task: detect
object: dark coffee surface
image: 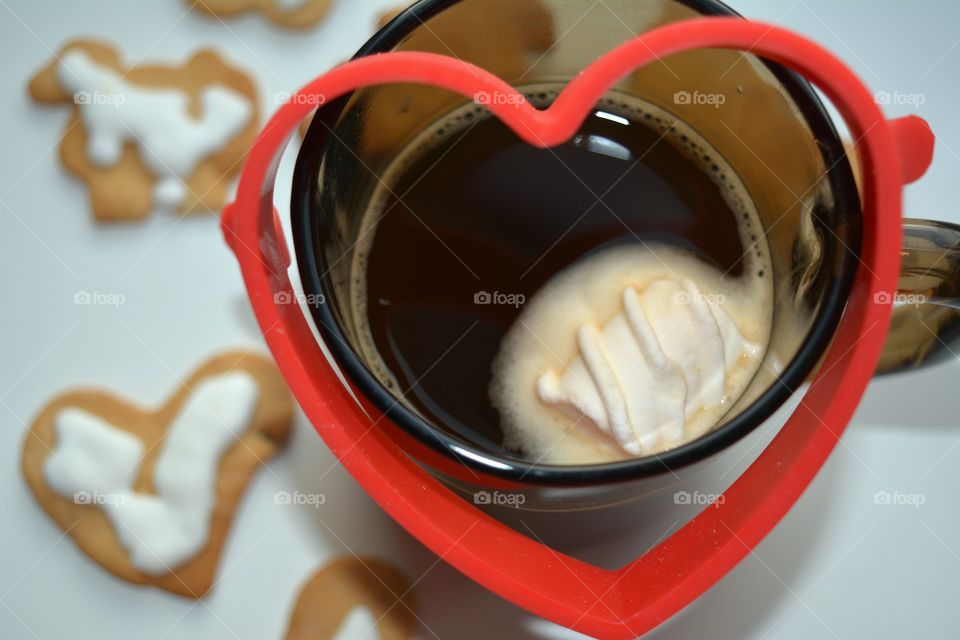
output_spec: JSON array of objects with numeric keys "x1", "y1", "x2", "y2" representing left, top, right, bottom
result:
[{"x1": 361, "y1": 106, "x2": 748, "y2": 447}]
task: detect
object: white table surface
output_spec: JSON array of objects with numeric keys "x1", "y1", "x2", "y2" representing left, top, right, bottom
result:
[{"x1": 1, "y1": 1, "x2": 958, "y2": 638}]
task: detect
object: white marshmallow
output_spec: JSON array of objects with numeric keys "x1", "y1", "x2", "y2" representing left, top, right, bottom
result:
[{"x1": 491, "y1": 243, "x2": 772, "y2": 464}]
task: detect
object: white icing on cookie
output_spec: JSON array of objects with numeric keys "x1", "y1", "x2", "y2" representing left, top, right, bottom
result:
[
  {"x1": 332, "y1": 607, "x2": 378, "y2": 640},
  {"x1": 43, "y1": 409, "x2": 144, "y2": 496},
  {"x1": 43, "y1": 372, "x2": 259, "y2": 575},
  {"x1": 56, "y1": 50, "x2": 252, "y2": 208},
  {"x1": 154, "y1": 179, "x2": 187, "y2": 208}
]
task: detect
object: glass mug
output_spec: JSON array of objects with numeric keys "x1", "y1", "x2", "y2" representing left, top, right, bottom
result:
[{"x1": 285, "y1": 0, "x2": 959, "y2": 512}]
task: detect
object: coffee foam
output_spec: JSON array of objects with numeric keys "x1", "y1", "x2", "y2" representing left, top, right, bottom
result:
[{"x1": 349, "y1": 88, "x2": 772, "y2": 459}]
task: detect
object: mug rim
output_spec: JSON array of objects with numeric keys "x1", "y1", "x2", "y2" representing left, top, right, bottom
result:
[{"x1": 292, "y1": 0, "x2": 863, "y2": 486}]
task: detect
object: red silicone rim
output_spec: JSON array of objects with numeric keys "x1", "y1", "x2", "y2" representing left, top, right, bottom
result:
[{"x1": 223, "y1": 18, "x2": 903, "y2": 639}]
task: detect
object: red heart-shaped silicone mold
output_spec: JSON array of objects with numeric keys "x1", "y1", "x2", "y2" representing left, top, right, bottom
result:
[{"x1": 223, "y1": 17, "x2": 931, "y2": 639}]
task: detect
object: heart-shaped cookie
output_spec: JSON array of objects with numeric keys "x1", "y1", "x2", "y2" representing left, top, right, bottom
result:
[
  {"x1": 284, "y1": 556, "x2": 416, "y2": 640},
  {"x1": 21, "y1": 351, "x2": 293, "y2": 598}
]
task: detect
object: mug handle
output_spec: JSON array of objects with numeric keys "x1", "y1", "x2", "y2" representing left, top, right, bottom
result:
[
  {"x1": 848, "y1": 116, "x2": 960, "y2": 372},
  {"x1": 879, "y1": 218, "x2": 960, "y2": 372}
]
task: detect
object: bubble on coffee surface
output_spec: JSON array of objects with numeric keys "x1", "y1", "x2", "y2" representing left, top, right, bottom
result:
[{"x1": 349, "y1": 87, "x2": 772, "y2": 460}]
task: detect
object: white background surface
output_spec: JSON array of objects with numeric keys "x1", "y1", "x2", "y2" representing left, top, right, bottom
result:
[{"x1": 1, "y1": 1, "x2": 958, "y2": 638}]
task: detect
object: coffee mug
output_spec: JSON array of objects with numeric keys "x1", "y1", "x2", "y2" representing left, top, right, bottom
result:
[
  {"x1": 223, "y1": 2, "x2": 956, "y2": 636},
  {"x1": 285, "y1": 0, "x2": 957, "y2": 510}
]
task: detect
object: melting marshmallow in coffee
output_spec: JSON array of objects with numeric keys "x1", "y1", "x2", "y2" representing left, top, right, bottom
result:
[{"x1": 490, "y1": 243, "x2": 772, "y2": 465}]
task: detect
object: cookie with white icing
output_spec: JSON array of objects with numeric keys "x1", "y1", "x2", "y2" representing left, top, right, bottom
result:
[
  {"x1": 192, "y1": 0, "x2": 333, "y2": 29},
  {"x1": 20, "y1": 352, "x2": 293, "y2": 597},
  {"x1": 284, "y1": 557, "x2": 417, "y2": 640},
  {"x1": 28, "y1": 40, "x2": 259, "y2": 222}
]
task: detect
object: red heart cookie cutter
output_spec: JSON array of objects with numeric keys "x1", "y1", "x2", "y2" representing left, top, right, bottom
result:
[{"x1": 223, "y1": 18, "x2": 931, "y2": 639}]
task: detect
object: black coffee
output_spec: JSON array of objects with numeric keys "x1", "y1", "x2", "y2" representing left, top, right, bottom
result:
[{"x1": 353, "y1": 93, "x2": 762, "y2": 451}]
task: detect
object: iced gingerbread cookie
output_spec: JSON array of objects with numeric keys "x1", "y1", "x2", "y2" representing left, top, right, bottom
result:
[
  {"x1": 28, "y1": 40, "x2": 259, "y2": 222},
  {"x1": 20, "y1": 352, "x2": 293, "y2": 597},
  {"x1": 284, "y1": 556, "x2": 417, "y2": 640},
  {"x1": 192, "y1": 0, "x2": 333, "y2": 29}
]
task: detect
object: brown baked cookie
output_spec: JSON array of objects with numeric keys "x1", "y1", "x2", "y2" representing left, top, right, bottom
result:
[
  {"x1": 284, "y1": 556, "x2": 417, "y2": 640},
  {"x1": 192, "y1": 0, "x2": 333, "y2": 29},
  {"x1": 21, "y1": 351, "x2": 293, "y2": 598},
  {"x1": 376, "y1": 4, "x2": 409, "y2": 29},
  {"x1": 28, "y1": 40, "x2": 259, "y2": 222}
]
